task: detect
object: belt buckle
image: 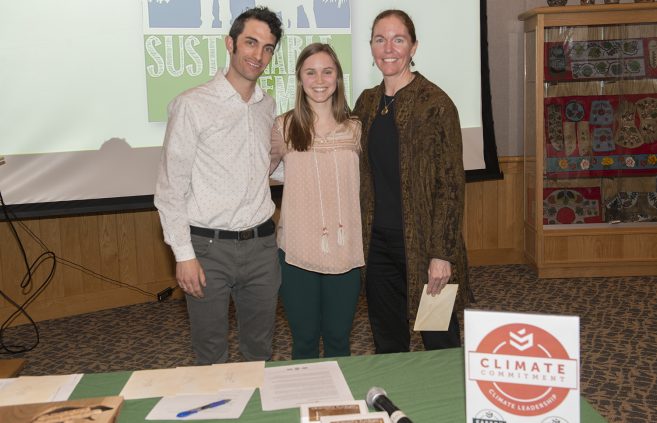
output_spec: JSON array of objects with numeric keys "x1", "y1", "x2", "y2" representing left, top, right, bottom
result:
[{"x1": 237, "y1": 229, "x2": 255, "y2": 241}]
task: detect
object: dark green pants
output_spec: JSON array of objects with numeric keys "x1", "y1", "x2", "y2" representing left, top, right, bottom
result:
[{"x1": 279, "y1": 250, "x2": 361, "y2": 359}]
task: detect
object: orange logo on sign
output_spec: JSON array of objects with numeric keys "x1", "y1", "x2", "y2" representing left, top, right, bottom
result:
[{"x1": 474, "y1": 324, "x2": 576, "y2": 416}]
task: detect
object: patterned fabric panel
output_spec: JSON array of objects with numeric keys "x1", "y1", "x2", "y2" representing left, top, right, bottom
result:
[
  {"x1": 545, "y1": 38, "x2": 657, "y2": 81},
  {"x1": 605, "y1": 191, "x2": 657, "y2": 222},
  {"x1": 543, "y1": 187, "x2": 603, "y2": 224},
  {"x1": 544, "y1": 94, "x2": 657, "y2": 178}
]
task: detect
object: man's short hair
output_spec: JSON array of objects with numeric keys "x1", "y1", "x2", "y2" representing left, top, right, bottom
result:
[{"x1": 229, "y1": 6, "x2": 283, "y2": 48}]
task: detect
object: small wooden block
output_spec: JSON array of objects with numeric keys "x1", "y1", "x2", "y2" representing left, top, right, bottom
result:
[
  {"x1": 0, "y1": 396, "x2": 123, "y2": 423},
  {"x1": 0, "y1": 359, "x2": 26, "y2": 378}
]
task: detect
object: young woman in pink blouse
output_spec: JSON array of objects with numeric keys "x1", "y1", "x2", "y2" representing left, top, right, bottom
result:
[{"x1": 270, "y1": 43, "x2": 363, "y2": 359}]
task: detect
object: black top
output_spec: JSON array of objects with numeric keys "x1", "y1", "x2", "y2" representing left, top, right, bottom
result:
[{"x1": 368, "y1": 95, "x2": 403, "y2": 230}]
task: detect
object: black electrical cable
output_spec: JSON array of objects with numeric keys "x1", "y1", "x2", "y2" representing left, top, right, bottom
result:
[
  {"x1": 56, "y1": 257, "x2": 155, "y2": 298},
  {"x1": 13, "y1": 220, "x2": 157, "y2": 298},
  {"x1": 0, "y1": 190, "x2": 166, "y2": 354},
  {"x1": 0, "y1": 252, "x2": 56, "y2": 354},
  {"x1": 0, "y1": 191, "x2": 34, "y2": 293},
  {"x1": 0, "y1": 191, "x2": 56, "y2": 353}
]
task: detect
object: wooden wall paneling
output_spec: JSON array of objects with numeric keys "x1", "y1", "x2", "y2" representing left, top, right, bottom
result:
[
  {"x1": 482, "y1": 179, "x2": 500, "y2": 249},
  {"x1": 22, "y1": 219, "x2": 52, "y2": 306},
  {"x1": 0, "y1": 222, "x2": 25, "y2": 311},
  {"x1": 134, "y1": 211, "x2": 157, "y2": 284},
  {"x1": 0, "y1": 224, "x2": 5, "y2": 309},
  {"x1": 150, "y1": 211, "x2": 175, "y2": 283},
  {"x1": 497, "y1": 160, "x2": 524, "y2": 250},
  {"x1": 116, "y1": 211, "x2": 139, "y2": 287},
  {"x1": 539, "y1": 227, "x2": 657, "y2": 277},
  {"x1": 38, "y1": 218, "x2": 65, "y2": 301},
  {"x1": 466, "y1": 158, "x2": 525, "y2": 265},
  {"x1": 591, "y1": 234, "x2": 624, "y2": 262},
  {"x1": 567, "y1": 234, "x2": 597, "y2": 263},
  {"x1": 633, "y1": 232, "x2": 657, "y2": 259},
  {"x1": 1, "y1": 220, "x2": 46, "y2": 325},
  {"x1": 464, "y1": 182, "x2": 485, "y2": 251},
  {"x1": 549, "y1": 233, "x2": 622, "y2": 263},
  {"x1": 523, "y1": 224, "x2": 536, "y2": 264},
  {"x1": 98, "y1": 214, "x2": 120, "y2": 291},
  {"x1": 59, "y1": 216, "x2": 85, "y2": 297},
  {"x1": 19, "y1": 220, "x2": 44, "y2": 291},
  {"x1": 79, "y1": 215, "x2": 102, "y2": 294},
  {"x1": 542, "y1": 233, "x2": 569, "y2": 264},
  {"x1": 631, "y1": 232, "x2": 657, "y2": 260}
]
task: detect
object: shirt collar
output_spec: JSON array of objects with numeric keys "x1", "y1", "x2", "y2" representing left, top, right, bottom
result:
[{"x1": 211, "y1": 68, "x2": 265, "y2": 104}]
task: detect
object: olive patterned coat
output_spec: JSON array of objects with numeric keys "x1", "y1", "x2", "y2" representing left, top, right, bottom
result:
[{"x1": 354, "y1": 72, "x2": 471, "y2": 319}]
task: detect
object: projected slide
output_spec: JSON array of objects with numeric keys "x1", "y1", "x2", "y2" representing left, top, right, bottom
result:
[
  {"x1": 143, "y1": 0, "x2": 352, "y2": 121},
  {"x1": 0, "y1": 0, "x2": 486, "y2": 212},
  {"x1": 0, "y1": 0, "x2": 351, "y2": 206}
]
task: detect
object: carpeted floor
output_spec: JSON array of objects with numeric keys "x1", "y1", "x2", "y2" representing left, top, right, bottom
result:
[{"x1": 2, "y1": 264, "x2": 656, "y2": 422}]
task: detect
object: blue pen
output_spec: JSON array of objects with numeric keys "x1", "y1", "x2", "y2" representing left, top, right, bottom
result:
[{"x1": 176, "y1": 399, "x2": 231, "y2": 418}]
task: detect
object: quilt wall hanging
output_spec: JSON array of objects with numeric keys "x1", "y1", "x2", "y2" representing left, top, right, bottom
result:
[
  {"x1": 605, "y1": 191, "x2": 657, "y2": 222},
  {"x1": 543, "y1": 187, "x2": 603, "y2": 224},
  {"x1": 544, "y1": 93, "x2": 657, "y2": 178},
  {"x1": 545, "y1": 38, "x2": 657, "y2": 82}
]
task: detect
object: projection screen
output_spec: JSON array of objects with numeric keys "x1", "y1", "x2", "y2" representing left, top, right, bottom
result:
[{"x1": 0, "y1": 0, "x2": 494, "y2": 217}]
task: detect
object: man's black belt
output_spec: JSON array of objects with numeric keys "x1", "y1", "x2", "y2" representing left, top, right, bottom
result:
[{"x1": 190, "y1": 219, "x2": 275, "y2": 241}]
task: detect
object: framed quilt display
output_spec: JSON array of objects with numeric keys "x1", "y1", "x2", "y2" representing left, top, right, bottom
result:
[
  {"x1": 520, "y1": 4, "x2": 657, "y2": 278},
  {"x1": 541, "y1": 23, "x2": 657, "y2": 225}
]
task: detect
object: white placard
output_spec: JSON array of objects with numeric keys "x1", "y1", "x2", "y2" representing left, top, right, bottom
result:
[{"x1": 464, "y1": 310, "x2": 580, "y2": 423}]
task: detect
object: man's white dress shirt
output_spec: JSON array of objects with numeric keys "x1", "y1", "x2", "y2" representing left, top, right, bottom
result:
[{"x1": 155, "y1": 70, "x2": 276, "y2": 262}]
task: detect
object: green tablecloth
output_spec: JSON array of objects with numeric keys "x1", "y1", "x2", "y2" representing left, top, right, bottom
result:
[{"x1": 69, "y1": 348, "x2": 606, "y2": 422}]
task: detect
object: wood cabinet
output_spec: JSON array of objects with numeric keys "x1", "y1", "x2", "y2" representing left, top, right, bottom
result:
[{"x1": 519, "y1": 4, "x2": 657, "y2": 277}]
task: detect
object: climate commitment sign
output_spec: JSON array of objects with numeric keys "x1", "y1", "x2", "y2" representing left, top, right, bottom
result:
[{"x1": 465, "y1": 310, "x2": 580, "y2": 423}]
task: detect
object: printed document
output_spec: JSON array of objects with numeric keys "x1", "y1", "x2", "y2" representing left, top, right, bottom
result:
[{"x1": 260, "y1": 361, "x2": 353, "y2": 411}]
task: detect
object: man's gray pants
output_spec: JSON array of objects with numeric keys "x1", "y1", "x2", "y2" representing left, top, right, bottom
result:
[{"x1": 187, "y1": 232, "x2": 280, "y2": 364}]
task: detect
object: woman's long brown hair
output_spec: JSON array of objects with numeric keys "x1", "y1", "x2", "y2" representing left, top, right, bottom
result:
[{"x1": 282, "y1": 43, "x2": 351, "y2": 151}]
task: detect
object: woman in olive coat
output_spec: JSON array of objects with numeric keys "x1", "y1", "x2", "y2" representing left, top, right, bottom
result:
[{"x1": 354, "y1": 9, "x2": 471, "y2": 353}]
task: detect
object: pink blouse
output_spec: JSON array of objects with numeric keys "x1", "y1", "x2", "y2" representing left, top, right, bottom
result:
[{"x1": 270, "y1": 116, "x2": 364, "y2": 274}]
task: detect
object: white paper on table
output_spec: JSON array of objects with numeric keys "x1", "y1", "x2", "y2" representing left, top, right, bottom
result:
[
  {"x1": 145, "y1": 388, "x2": 255, "y2": 420},
  {"x1": 119, "y1": 368, "x2": 182, "y2": 400},
  {"x1": 51, "y1": 373, "x2": 84, "y2": 401},
  {"x1": 175, "y1": 361, "x2": 264, "y2": 394},
  {"x1": 413, "y1": 284, "x2": 458, "y2": 331},
  {"x1": 260, "y1": 361, "x2": 353, "y2": 411},
  {"x1": 0, "y1": 374, "x2": 82, "y2": 406},
  {"x1": 0, "y1": 378, "x2": 15, "y2": 390},
  {"x1": 205, "y1": 361, "x2": 264, "y2": 390}
]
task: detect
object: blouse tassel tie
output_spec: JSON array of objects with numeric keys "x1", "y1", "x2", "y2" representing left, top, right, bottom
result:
[
  {"x1": 313, "y1": 147, "x2": 345, "y2": 253},
  {"x1": 332, "y1": 151, "x2": 345, "y2": 246}
]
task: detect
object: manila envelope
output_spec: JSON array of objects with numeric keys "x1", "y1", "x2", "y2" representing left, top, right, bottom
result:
[{"x1": 413, "y1": 284, "x2": 458, "y2": 331}]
